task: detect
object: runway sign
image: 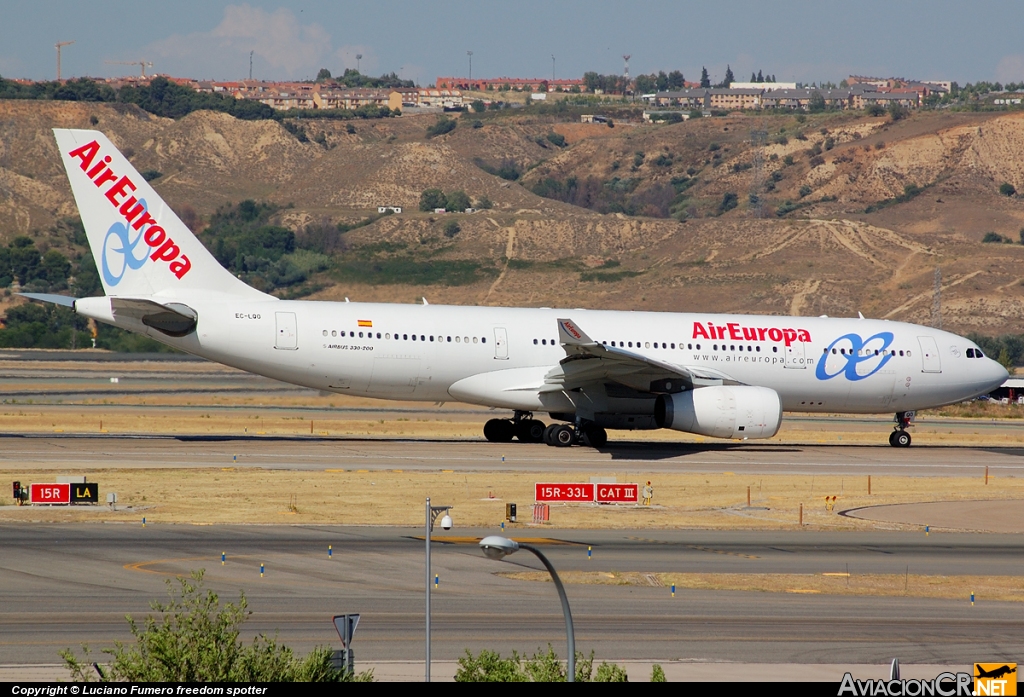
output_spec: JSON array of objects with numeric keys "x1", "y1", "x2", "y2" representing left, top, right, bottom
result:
[
  {"x1": 70, "y1": 482, "x2": 99, "y2": 503},
  {"x1": 596, "y1": 484, "x2": 638, "y2": 503},
  {"x1": 30, "y1": 483, "x2": 70, "y2": 505},
  {"x1": 535, "y1": 483, "x2": 595, "y2": 502}
]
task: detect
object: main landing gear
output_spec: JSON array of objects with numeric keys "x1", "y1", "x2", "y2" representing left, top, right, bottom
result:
[
  {"x1": 482, "y1": 412, "x2": 608, "y2": 448},
  {"x1": 483, "y1": 411, "x2": 546, "y2": 443},
  {"x1": 888, "y1": 412, "x2": 912, "y2": 448}
]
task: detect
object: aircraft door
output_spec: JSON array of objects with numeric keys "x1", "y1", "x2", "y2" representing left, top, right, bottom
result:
[
  {"x1": 784, "y1": 339, "x2": 807, "y2": 369},
  {"x1": 493, "y1": 327, "x2": 509, "y2": 360},
  {"x1": 917, "y1": 336, "x2": 941, "y2": 373},
  {"x1": 275, "y1": 312, "x2": 298, "y2": 350}
]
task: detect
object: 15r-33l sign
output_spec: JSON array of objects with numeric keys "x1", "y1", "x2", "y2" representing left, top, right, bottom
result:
[{"x1": 535, "y1": 483, "x2": 595, "y2": 502}]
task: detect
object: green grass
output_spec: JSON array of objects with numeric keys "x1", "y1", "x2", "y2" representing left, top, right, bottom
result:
[
  {"x1": 579, "y1": 269, "x2": 642, "y2": 283},
  {"x1": 334, "y1": 258, "x2": 493, "y2": 286}
]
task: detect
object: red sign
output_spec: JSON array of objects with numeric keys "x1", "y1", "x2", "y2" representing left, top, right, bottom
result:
[
  {"x1": 30, "y1": 483, "x2": 70, "y2": 505},
  {"x1": 535, "y1": 483, "x2": 595, "y2": 502},
  {"x1": 596, "y1": 484, "x2": 638, "y2": 503}
]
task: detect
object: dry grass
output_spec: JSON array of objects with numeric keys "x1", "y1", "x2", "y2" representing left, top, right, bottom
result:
[
  {"x1": 2, "y1": 468, "x2": 1021, "y2": 529},
  {"x1": 499, "y1": 571, "x2": 1024, "y2": 602}
]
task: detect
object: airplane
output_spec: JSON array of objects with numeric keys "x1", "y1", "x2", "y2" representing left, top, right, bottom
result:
[
  {"x1": 976, "y1": 665, "x2": 1016, "y2": 680},
  {"x1": 23, "y1": 129, "x2": 1008, "y2": 449}
]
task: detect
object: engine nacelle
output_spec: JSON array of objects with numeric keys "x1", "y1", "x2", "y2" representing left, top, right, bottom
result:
[{"x1": 654, "y1": 386, "x2": 782, "y2": 440}]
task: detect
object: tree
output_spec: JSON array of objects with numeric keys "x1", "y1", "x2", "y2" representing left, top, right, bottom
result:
[
  {"x1": 700, "y1": 67, "x2": 711, "y2": 88},
  {"x1": 999, "y1": 182, "x2": 1016, "y2": 197},
  {"x1": 315, "y1": 68, "x2": 332, "y2": 82},
  {"x1": 475, "y1": 195, "x2": 493, "y2": 210},
  {"x1": 655, "y1": 71, "x2": 669, "y2": 91},
  {"x1": 425, "y1": 116, "x2": 457, "y2": 138},
  {"x1": 723, "y1": 65, "x2": 735, "y2": 88},
  {"x1": 443, "y1": 220, "x2": 461, "y2": 238},
  {"x1": 419, "y1": 188, "x2": 448, "y2": 211},
  {"x1": 61, "y1": 571, "x2": 371, "y2": 682},
  {"x1": 751, "y1": 72, "x2": 757, "y2": 82},
  {"x1": 472, "y1": 99, "x2": 486, "y2": 113},
  {"x1": 887, "y1": 101, "x2": 908, "y2": 122},
  {"x1": 808, "y1": 91, "x2": 827, "y2": 113},
  {"x1": 667, "y1": 70, "x2": 685, "y2": 89},
  {"x1": 757, "y1": 69, "x2": 764, "y2": 83},
  {"x1": 445, "y1": 190, "x2": 472, "y2": 212},
  {"x1": 719, "y1": 192, "x2": 739, "y2": 213}
]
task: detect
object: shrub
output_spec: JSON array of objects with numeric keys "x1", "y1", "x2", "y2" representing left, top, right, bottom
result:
[
  {"x1": 718, "y1": 192, "x2": 739, "y2": 213},
  {"x1": 866, "y1": 104, "x2": 886, "y2": 117},
  {"x1": 445, "y1": 190, "x2": 471, "y2": 212},
  {"x1": 1000, "y1": 182, "x2": 1016, "y2": 197},
  {"x1": 60, "y1": 570, "x2": 371, "y2": 682},
  {"x1": 140, "y1": 170, "x2": 162, "y2": 182},
  {"x1": 707, "y1": 142, "x2": 720, "y2": 152},
  {"x1": 799, "y1": 185, "x2": 813, "y2": 198},
  {"x1": 455, "y1": 646, "x2": 626, "y2": 682},
  {"x1": 808, "y1": 155, "x2": 825, "y2": 168},
  {"x1": 426, "y1": 116, "x2": 456, "y2": 138},
  {"x1": 443, "y1": 220, "x2": 461, "y2": 238},
  {"x1": 651, "y1": 664, "x2": 667, "y2": 682},
  {"x1": 472, "y1": 120, "x2": 483, "y2": 129},
  {"x1": 982, "y1": 232, "x2": 1008, "y2": 243},
  {"x1": 546, "y1": 132, "x2": 566, "y2": 147},
  {"x1": 783, "y1": 155, "x2": 794, "y2": 166},
  {"x1": 475, "y1": 195, "x2": 493, "y2": 209}
]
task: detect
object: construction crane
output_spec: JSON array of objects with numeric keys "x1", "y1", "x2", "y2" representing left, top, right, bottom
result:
[
  {"x1": 105, "y1": 60, "x2": 154, "y2": 78},
  {"x1": 55, "y1": 41, "x2": 74, "y2": 81}
]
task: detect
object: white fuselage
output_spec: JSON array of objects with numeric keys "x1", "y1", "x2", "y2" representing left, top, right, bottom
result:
[{"x1": 113, "y1": 291, "x2": 1007, "y2": 422}]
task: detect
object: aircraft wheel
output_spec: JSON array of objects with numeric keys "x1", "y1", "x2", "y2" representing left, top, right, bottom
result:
[
  {"x1": 888, "y1": 431, "x2": 898, "y2": 447},
  {"x1": 894, "y1": 431, "x2": 912, "y2": 448},
  {"x1": 553, "y1": 425, "x2": 575, "y2": 447},
  {"x1": 484, "y1": 419, "x2": 514, "y2": 443},
  {"x1": 582, "y1": 426, "x2": 608, "y2": 448},
  {"x1": 543, "y1": 424, "x2": 560, "y2": 446},
  {"x1": 516, "y1": 419, "x2": 547, "y2": 443}
]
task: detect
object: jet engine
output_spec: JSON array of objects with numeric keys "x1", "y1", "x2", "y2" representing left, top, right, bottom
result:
[{"x1": 654, "y1": 385, "x2": 782, "y2": 439}]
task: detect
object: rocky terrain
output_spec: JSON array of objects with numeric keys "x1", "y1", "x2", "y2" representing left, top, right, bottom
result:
[{"x1": 1, "y1": 99, "x2": 1023, "y2": 334}]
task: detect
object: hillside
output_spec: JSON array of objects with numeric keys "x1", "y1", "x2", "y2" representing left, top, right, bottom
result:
[{"x1": 1, "y1": 99, "x2": 1023, "y2": 335}]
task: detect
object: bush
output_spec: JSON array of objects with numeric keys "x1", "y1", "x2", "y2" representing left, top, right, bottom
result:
[
  {"x1": 799, "y1": 185, "x2": 812, "y2": 198},
  {"x1": 982, "y1": 232, "x2": 1008, "y2": 243},
  {"x1": 455, "y1": 646, "x2": 626, "y2": 682},
  {"x1": 866, "y1": 104, "x2": 886, "y2": 117},
  {"x1": 783, "y1": 155, "x2": 794, "y2": 166},
  {"x1": 445, "y1": 190, "x2": 472, "y2": 213},
  {"x1": 140, "y1": 170, "x2": 162, "y2": 182},
  {"x1": 718, "y1": 192, "x2": 739, "y2": 213},
  {"x1": 443, "y1": 220, "x2": 461, "y2": 238},
  {"x1": 546, "y1": 132, "x2": 566, "y2": 147},
  {"x1": 651, "y1": 664, "x2": 666, "y2": 682},
  {"x1": 426, "y1": 116, "x2": 457, "y2": 138},
  {"x1": 61, "y1": 570, "x2": 371, "y2": 682},
  {"x1": 1000, "y1": 182, "x2": 1016, "y2": 197},
  {"x1": 475, "y1": 195, "x2": 493, "y2": 209},
  {"x1": 472, "y1": 120, "x2": 483, "y2": 129}
]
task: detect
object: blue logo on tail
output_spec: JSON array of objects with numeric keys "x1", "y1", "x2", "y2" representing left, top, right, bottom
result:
[
  {"x1": 815, "y1": 332, "x2": 895, "y2": 381},
  {"x1": 101, "y1": 199, "x2": 151, "y2": 287}
]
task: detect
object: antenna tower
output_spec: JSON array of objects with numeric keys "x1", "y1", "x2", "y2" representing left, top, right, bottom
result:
[
  {"x1": 55, "y1": 41, "x2": 74, "y2": 81},
  {"x1": 249, "y1": 50, "x2": 254, "y2": 80},
  {"x1": 749, "y1": 125, "x2": 768, "y2": 218},
  {"x1": 622, "y1": 54, "x2": 631, "y2": 79},
  {"x1": 932, "y1": 267, "x2": 942, "y2": 329}
]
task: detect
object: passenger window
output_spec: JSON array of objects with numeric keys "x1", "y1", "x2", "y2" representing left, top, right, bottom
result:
[
  {"x1": 542, "y1": 339, "x2": 547, "y2": 345},
  {"x1": 756, "y1": 346, "x2": 760, "y2": 352},
  {"x1": 713, "y1": 344, "x2": 718, "y2": 350},
  {"x1": 533, "y1": 339, "x2": 538, "y2": 345},
  {"x1": 447, "y1": 336, "x2": 452, "y2": 342},
  {"x1": 456, "y1": 336, "x2": 461, "y2": 343},
  {"x1": 773, "y1": 347, "x2": 778, "y2": 353},
  {"x1": 671, "y1": 343, "x2": 676, "y2": 349},
  {"x1": 385, "y1": 333, "x2": 391, "y2": 339},
  {"x1": 645, "y1": 342, "x2": 650, "y2": 348},
  {"x1": 464, "y1": 337, "x2": 470, "y2": 343},
  {"x1": 482, "y1": 337, "x2": 486, "y2": 343},
  {"x1": 899, "y1": 350, "x2": 904, "y2": 356},
  {"x1": 628, "y1": 342, "x2": 633, "y2": 348},
  {"x1": 473, "y1": 337, "x2": 478, "y2": 344},
  {"x1": 359, "y1": 332, "x2": 364, "y2": 338},
  {"x1": 696, "y1": 344, "x2": 701, "y2": 350},
  {"x1": 412, "y1": 335, "x2": 417, "y2": 341},
  {"x1": 688, "y1": 343, "x2": 692, "y2": 349},
  {"x1": 403, "y1": 334, "x2": 408, "y2": 340},
  {"x1": 322, "y1": 330, "x2": 328, "y2": 336},
  {"x1": 377, "y1": 333, "x2": 381, "y2": 339},
  {"x1": 430, "y1": 336, "x2": 434, "y2": 342}
]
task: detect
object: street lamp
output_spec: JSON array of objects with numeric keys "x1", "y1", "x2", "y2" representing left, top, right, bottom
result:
[
  {"x1": 479, "y1": 536, "x2": 576, "y2": 682},
  {"x1": 425, "y1": 497, "x2": 452, "y2": 682}
]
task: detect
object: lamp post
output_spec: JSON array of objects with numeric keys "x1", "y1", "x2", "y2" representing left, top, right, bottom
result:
[
  {"x1": 425, "y1": 497, "x2": 452, "y2": 682},
  {"x1": 479, "y1": 536, "x2": 575, "y2": 682},
  {"x1": 467, "y1": 51, "x2": 473, "y2": 82}
]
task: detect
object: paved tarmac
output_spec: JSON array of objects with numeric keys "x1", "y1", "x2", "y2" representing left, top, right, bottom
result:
[
  {"x1": 0, "y1": 524, "x2": 1021, "y2": 674},
  {"x1": 3, "y1": 434, "x2": 1024, "y2": 477}
]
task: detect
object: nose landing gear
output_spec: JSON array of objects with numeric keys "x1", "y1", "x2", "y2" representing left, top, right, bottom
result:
[{"x1": 889, "y1": 412, "x2": 912, "y2": 447}]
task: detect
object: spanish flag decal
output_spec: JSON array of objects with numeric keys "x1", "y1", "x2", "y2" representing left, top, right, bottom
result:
[{"x1": 357, "y1": 320, "x2": 373, "y2": 327}]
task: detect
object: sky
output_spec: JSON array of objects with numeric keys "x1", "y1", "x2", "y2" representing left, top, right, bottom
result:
[{"x1": 2, "y1": 1, "x2": 1022, "y2": 86}]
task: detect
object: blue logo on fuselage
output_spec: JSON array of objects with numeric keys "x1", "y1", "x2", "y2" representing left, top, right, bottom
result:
[
  {"x1": 101, "y1": 199, "x2": 151, "y2": 287},
  {"x1": 815, "y1": 332, "x2": 895, "y2": 381}
]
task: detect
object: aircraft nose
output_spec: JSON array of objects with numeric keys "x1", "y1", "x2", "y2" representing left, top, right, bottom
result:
[{"x1": 985, "y1": 359, "x2": 1010, "y2": 391}]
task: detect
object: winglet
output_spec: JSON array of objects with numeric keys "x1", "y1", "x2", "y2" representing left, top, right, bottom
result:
[{"x1": 557, "y1": 317, "x2": 595, "y2": 346}]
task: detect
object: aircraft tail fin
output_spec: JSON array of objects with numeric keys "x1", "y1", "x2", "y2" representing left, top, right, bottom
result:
[{"x1": 53, "y1": 129, "x2": 267, "y2": 299}]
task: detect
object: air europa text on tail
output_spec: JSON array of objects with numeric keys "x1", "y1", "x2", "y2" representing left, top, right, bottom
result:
[{"x1": 67, "y1": 140, "x2": 192, "y2": 279}]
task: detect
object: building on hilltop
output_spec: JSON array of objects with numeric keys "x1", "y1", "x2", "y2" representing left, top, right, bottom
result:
[{"x1": 435, "y1": 76, "x2": 584, "y2": 92}]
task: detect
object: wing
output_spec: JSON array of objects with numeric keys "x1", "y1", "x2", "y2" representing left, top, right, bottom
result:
[{"x1": 542, "y1": 317, "x2": 740, "y2": 394}]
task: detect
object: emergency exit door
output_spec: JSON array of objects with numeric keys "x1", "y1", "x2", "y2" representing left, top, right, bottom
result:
[
  {"x1": 275, "y1": 312, "x2": 298, "y2": 350},
  {"x1": 918, "y1": 336, "x2": 941, "y2": 373},
  {"x1": 493, "y1": 327, "x2": 508, "y2": 359}
]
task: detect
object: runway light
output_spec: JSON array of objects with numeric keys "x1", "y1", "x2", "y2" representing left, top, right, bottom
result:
[
  {"x1": 261, "y1": 563, "x2": 265, "y2": 578},
  {"x1": 435, "y1": 574, "x2": 439, "y2": 589},
  {"x1": 329, "y1": 545, "x2": 333, "y2": 558},
  {"x1": 587, "y1": 546, "x2": 592, "y2": 560},
  {"x1": 671, "y1": 584, "x2": 676, "y2": 597},
  {"x1": 221, "y1": 552, "x2": 225, "y2": 565}
]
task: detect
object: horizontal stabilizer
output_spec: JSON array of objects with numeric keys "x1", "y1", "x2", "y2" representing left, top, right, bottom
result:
[{"x1": 18, "y1": 293, "x2": 77, "y2": 307}]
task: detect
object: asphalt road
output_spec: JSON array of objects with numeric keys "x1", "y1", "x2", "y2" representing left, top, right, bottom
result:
[
  {"x1": 3, "y1": 434, "x2": 1024, "y2": 476},
  {"x1": 1, "y1": 524, "x2": 1021, "y2": 667}
]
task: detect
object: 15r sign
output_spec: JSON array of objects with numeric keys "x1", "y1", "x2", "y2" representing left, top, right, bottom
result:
[
  {"x1": 30, "y1": 483, "x2": 70, "y2": 505},
  {"x1": 535, "y1": 483, "x2": 595, "y2": 502},
  {"x1": 596, "y1": 484, "x2": 638, "y2": 503}
]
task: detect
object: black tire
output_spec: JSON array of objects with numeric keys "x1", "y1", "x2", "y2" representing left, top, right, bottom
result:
[
  {"x1": 484, "y1": 419, "x2": 514, "y2": 443},
  {"x1": 516, "y1": 419, "x2": 546, "y2": 443},
  {"x1": 888, "y1": 431, "x2": 898, "y2": 447},
  {"x1": 895, "y1": 431, "x2": 911, "y2": 448},
  {"x1": 582, "y1": 426, "x2": 608, "y2": 448},
  {"x1": 554, "y1": 425, "x2": 575, "y2": 447},
  {"x1": 543, "y1": 424, "x2": 560, "y2": 446}
]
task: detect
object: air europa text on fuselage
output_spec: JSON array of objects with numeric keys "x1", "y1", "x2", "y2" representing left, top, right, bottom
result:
[
  {"x1": 692, "y1": 321, "x2": 811, "y2": 346},
  {"x1": 67, "y1": 140, "x2": 192, "y2": 280}
]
